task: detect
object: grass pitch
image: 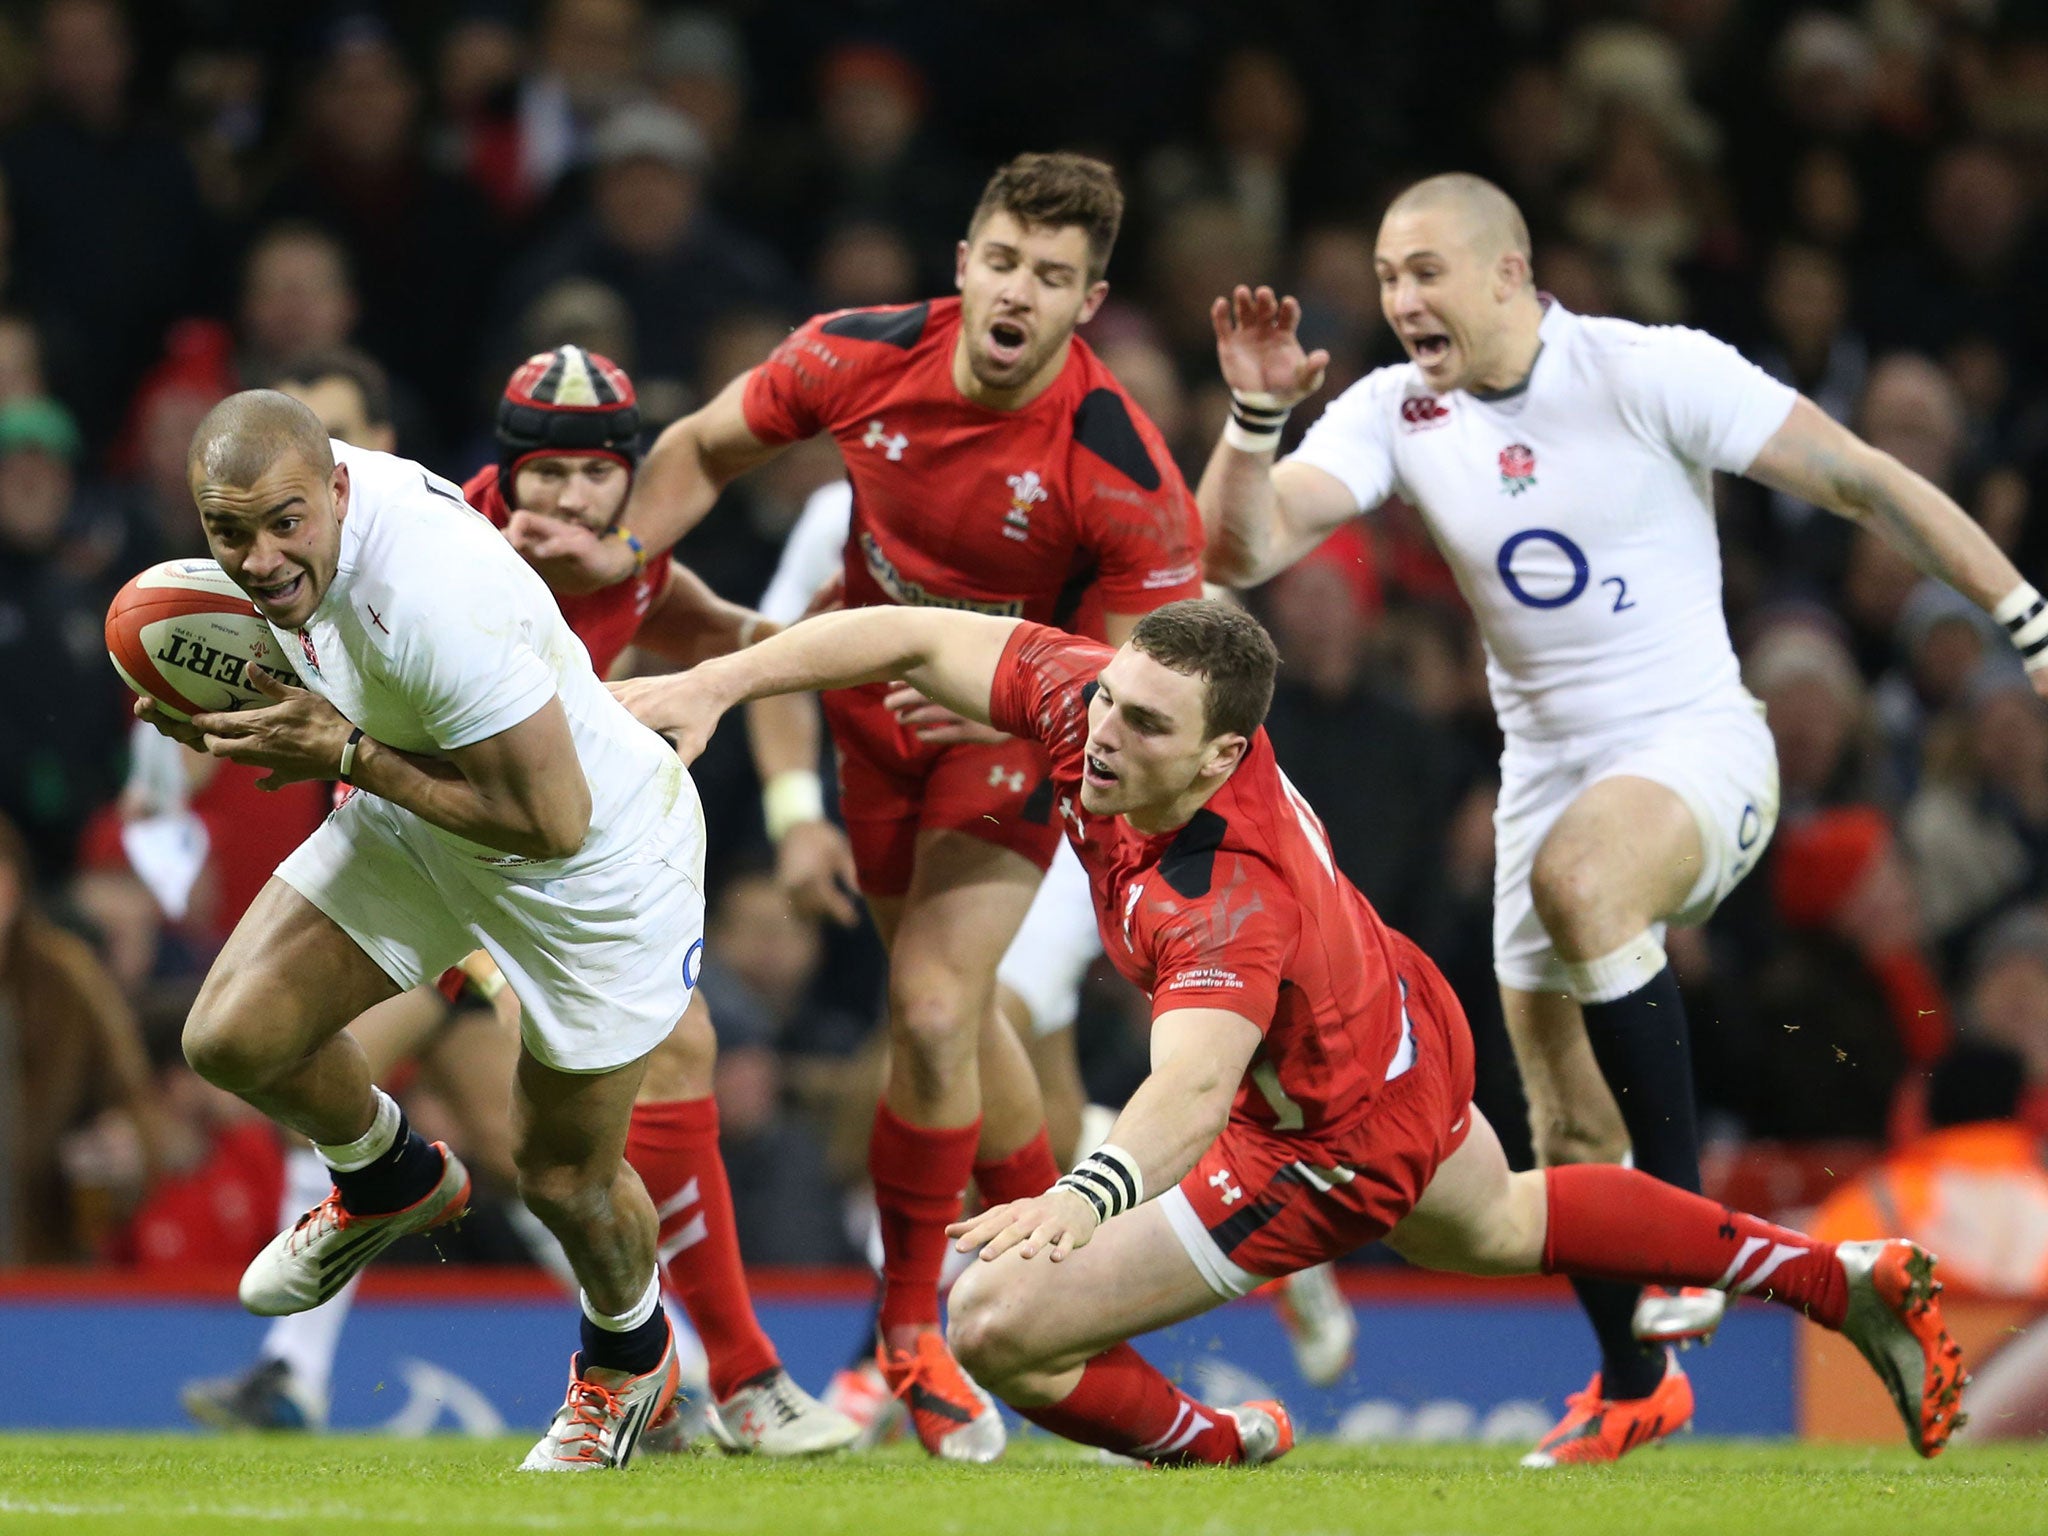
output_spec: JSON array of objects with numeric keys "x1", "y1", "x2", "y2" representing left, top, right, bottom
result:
[{"x1": 1, "y1": 1436, "x2": 2044, "y2": 1536}]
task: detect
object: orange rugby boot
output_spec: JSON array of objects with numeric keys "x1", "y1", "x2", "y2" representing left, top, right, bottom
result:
[
  {"x1": 1520, "y1": 1351, "x2": 1693, "y2": 1467},
  {"x1": 877, "y1": 1328, "x2": 1006, "y2": 1463},
  {"x1": 1836, "y1": 1240, "x2": 1967, "y2": 1457}
]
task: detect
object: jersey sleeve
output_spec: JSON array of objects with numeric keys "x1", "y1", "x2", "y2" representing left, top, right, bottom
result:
[
  {"x1": 1148, "y1": 853, "x2": 1294, "y2": 1029},
  {"x1": 393, "y1": 566, "x2": 559, "y2": 751},
  {"x1": 1615, "y1": 325, "x2": 1798, "y2": 475},
  {"x1": 740, "y1": 312, "x2": 864, "y2": 446},
  {"x1": 1285, "y1": 370, "x2": 1402, "y2": 512},
  {"x1": 758, "y1": 480, "x2": 852, "y2": 624},
  {"x1": 988, "y1": 621, "x2": 1112, "y2": 761}
]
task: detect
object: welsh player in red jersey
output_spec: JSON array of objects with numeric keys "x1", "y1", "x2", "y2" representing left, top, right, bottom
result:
[
  {"x1": 514, "y1": 153, "x2": 1204, "y2": 1460},
  {"x1": 617, "y1": 598, "x2": 1967, "y2": 1468},
  {"x1": 463, "y1": 345, "x2": 857, "y2": 1457}
]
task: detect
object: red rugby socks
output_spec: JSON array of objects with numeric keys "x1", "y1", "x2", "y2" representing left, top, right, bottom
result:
[
  {"x1": 1543, "y1": 1163, "x2": 1848, "y2": 1329},
  {"x1": 625, "y1": 1097, "x2": 780, "y2": 1398},
  {"x1": 973, "y1": 1126, "x2": 1061, "y2": 1210},
  {"x1": 871, "y1": 1102, "x2": 979, "y2": 1338},
  {"x1": 1019, "y1": 1343, "x2": 1245, "y2": 1464}
]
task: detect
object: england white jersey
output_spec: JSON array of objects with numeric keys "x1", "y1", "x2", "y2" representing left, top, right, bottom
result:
[
  {"x1": 272, "y1": 440, "x2": 688, "y2": 872},
  {"x1": 1289, "y1": 302, "x2": 1796, "y2": 741}
]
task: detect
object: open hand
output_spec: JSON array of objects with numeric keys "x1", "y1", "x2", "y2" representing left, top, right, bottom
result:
[
  {"x1": 1211, "y1": 284, "x2": 1330, "y2": 406},
  {"x1": 947, "y1": 1187, "x2": 1100, "y2": 1263},
  {"x1": 609, "y1": 672, "x2": 728, "y2": 763}
]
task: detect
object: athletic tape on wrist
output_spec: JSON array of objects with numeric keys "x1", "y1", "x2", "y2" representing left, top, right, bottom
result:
[
  {"x1": 1054, "y1": 1143, "x2": 1144, "y2": 1222},
  {"x1": 762, "y1": 768, "x2": 826, "y2": 843},
  {"x1": 1996, "y1": 582, "x2": 2048, "y2": 673},
  {"x1": 1225, "y1": 388, "x2": 1292, "y2": 454}
]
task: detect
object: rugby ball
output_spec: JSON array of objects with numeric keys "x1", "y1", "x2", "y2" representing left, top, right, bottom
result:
[{"x1": 106, "y1": 558, "x2": 302, "y2": 721}]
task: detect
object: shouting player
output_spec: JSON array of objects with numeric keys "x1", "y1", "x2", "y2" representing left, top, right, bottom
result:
[
  {"x1": 1193, "y1": 173, "x2": 2042, "y2": 1463},
  {"x1": 513, "y1": 152, "x2": 1205, "y2": 1460},
  {"x1": 144, "y1": 390, "x2": 715, "y2": 1470},
  {"x1": 615, "y1": 598, "x2": 1967, "y2": 1468}
]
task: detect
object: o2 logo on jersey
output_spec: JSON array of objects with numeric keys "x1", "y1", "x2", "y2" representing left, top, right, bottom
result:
[
  {"x1": 1498, "y1": 442, "x2": 1538, "y2": 496},
  {"x1": 1497, "y1": 528, "x2": 1636, "y2": 614}
]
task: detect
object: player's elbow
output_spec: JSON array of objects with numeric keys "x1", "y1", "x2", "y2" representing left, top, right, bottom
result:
[{"x1": 523, "y1": 781, "x2": 592, "y2": 861}]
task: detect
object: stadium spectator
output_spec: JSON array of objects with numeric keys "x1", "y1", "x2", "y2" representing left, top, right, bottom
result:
[
  {"x1": 0, "y1": 0, "x2": 218, "y2": 442},
  {"x1": 1746, "y1": 617, "x2": 1891, "y2": 815},
  {"x1": 1811, "y1": 1043, "x2": 2048, "y2": 1300},
  {"x1": 493, "y1": 101, "x2": 800, "y2": 424},
  {"x1": 0, "y1": 396, "x2": 130, "y2": 876},
  {"x1": 0, "y1": 809, "x2": 168, "y2": 1260},
  {"x1": 256, "y1": 17, "x2": 501, "y2": 444},
  {"x1": 1902, "y1": 663, "x2": 2048, "y2": 955},
  {"x1": 1955, "y1": 909, "x2": 2048, "y2": 1139}
]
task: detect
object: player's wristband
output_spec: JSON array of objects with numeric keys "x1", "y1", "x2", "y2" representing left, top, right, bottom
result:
[
  {"x1": 1053, "y1": 1143, "x2": 1145, "y2": 1224},
  {"x1": 605, "y1": 525, "x2": 649, "y2": 575},
  {"x1": 1223, "y1": 388, "x2": 1292, "y2": 454},
  {"x1": 338, "y1": 727, "x2": 366, "y2": 785},
  {"x1": 1996, "y1": 581, "x2": 2048, "y2": 674},
  {"x1": 762, "y1": 768, "x2": 826, "y2": 843}
]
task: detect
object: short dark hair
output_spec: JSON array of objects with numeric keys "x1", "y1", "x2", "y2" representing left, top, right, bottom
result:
[
  {"x1": 264, "y1": 346, "x2": 393, "y2": 430},
  {"x1": 968, "y1": 152, "x2": 1124, "y2": 283},
  {"x1": 1130, "y1": 598, "x2": 1279, "y2": 741}
]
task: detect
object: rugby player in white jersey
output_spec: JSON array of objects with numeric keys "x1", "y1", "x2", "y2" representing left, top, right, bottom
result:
[
  {"x1": 1196, "y1": 173, "x2": 2047, "y2": 1465},
  {"x1": 140, "y1": 390, "x2": 707, "y2": 1470}
]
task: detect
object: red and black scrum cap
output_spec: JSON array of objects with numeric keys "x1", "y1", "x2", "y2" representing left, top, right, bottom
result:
[{"x1": 496, "y1": 345, "x2": 642, "y2": 477}]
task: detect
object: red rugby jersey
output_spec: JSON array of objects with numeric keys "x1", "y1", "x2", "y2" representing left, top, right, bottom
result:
[
  {"x1": 987, "y1": 622, "x2": 1413, "y2": 1146},
  {"x1": 463, "y1": 464, "x2": 673, "y2": 677},
  {"x1": 741, "y1": 298, "x2": 1203, "y2": 626}
]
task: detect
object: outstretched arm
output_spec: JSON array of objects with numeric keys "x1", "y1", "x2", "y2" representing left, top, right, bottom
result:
[
  {"x1": 611, "y1": 607, "x2": 1022, "y2": 762},
  {"x1": 1195, "y1": 285, "x2": 1357, "y2": 586},
  {"x1": 1747, "y1": 397, "x2": 2046, "y2": 696},
  {"x1": 947, "y1": 1006, "x2": 1262, "y2": 1261}
]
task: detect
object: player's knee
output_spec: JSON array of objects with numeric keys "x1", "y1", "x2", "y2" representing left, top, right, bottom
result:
[
  {"x1": 946, "y1": 1268, "x2": 1036, "y2": 1388},
  {"x1": 888, "y1": 976, "x2": 978, "y2": 1061},
  {"x1": 181, "y1": 1006, "x2": 281, "y2": 1094},
  {"x1": 1528, "y1": 853, "x2": 1612, "y2": 952}
]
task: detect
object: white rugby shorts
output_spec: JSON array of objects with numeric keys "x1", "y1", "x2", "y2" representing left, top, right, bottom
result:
[
  {"x1": 277, "y1": 779, "x2": 707, "y2": 1073},
  {"x1": 994, "y1": 839, "x2": 1100, "y2": 1037},
  {"x1": 1492, "y1": 688, "x2": 1779, "y2": 994}
]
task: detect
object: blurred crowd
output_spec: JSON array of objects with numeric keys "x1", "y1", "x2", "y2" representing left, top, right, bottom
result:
[{"x1": 3, "y1": 0, "x2": 2048, "y2": 1290}]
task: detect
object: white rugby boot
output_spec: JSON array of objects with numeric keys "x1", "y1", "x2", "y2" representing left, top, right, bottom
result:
[
  {"x1": 238, "y1": 1142, "x2": 470, "y2": 1316},
  {"x1": 1276, "y1": 1263, "x2": 1358, "y2": 1386},
  {"x1": 708, "y1": 1368, "x2": 862, "y2": 1455},
  {"x1": 521, "y1": 1324, "x2": 682, "y2": 1471},
  {"x1": 1632, "y1": 1285, "x2": 1728, "y2": 1348}
]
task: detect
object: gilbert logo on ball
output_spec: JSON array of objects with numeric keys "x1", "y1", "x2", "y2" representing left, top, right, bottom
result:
[{"x1": 105, "y1": 559, "x2": 303, "y2": 721}]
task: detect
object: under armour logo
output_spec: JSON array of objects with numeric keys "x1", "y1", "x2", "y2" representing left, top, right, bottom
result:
[
  {"x1": 1209, "y1": 1169, "x2": 1243, "y2": 1205},
  {"x1": 1059, "y1": 794, "x2": 1086, "y2": 837},
  {"x1": 863, "y1": 419, "x2": 908, "y2": 460},
  {"x1": 987, "y1": 765, "x2": 1025, "y2": 793}
]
